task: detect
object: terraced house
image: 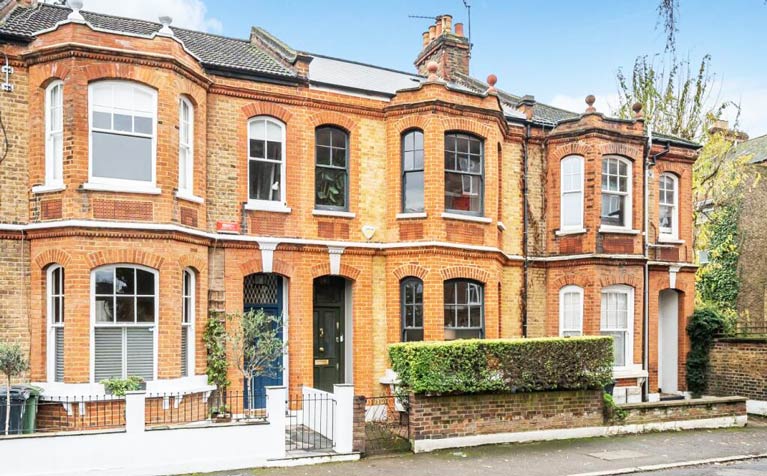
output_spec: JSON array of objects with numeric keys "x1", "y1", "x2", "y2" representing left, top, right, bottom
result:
[{"x1": 0, "y1": 0, "x2": 699, "y2": 405}]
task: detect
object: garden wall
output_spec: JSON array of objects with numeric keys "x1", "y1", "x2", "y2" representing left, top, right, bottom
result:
[
  {"x1": 708, "y1": 338, "x2": 767, "y2": 401},
  {"x1": 619, "y1": 396, "x2": 747, "y2": 425}
]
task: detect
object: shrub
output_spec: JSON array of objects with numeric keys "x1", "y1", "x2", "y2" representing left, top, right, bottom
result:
[
  {"x1": 100, "y1": 376, "x2": 145, "y2": 396},
  {"x1": 388, "y1": 337, "x2": 613, "y2": 395},
  {"x1": 686, "y1": 306, "x2": 728, "y2": 397}
]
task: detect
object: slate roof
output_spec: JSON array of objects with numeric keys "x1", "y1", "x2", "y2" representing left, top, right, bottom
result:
[
  {"x1": 307, "y1": 54, "x2": 424, "y2": 96},
  {"x1": 727, "y1": 134, "x2": 767, "y2": 164},
  {"x1": 0, "y1": 3, "x2": 297, "y2": 79}
]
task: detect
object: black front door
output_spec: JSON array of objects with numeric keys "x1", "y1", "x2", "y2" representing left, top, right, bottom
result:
[{"x1": 313, "y1": 276, "x2": 345, "y2": 392}]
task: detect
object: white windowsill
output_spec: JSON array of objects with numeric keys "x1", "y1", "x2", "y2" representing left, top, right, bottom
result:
[
  {"x1": 245, "y1": 201, "x2": 292, "y2": 213},
  {"x1": 32, "y1": 183, "x2": 66, "y2": 194},
  {"x1": 441, "y1": 212, "x2": 493, "y2": 224},
  {"x1": 556, "y1": 228, "x2": 587, "y2": 236},
  {"x1": 658, "y1": 235, "x2": 684, "y2": 244},
  {"x1": 313, "y1": 209, "x2": 355, "y2": 219},
  {"x1": 396, "y1": 212, "x2": 427, "y2": 220},
  {"x1": 82, "y1": 182, "x2": 162, "y2": 195},
  {"x1": 612, "y1": 366, "x2": 648, "y2": 380},
  {"x1": 599, "y1": 226, "x2": 640, "y2": 235},
  {"x1": 32, "y1": 375, "x2": 215, "y2": 400},
  {"x1": 175, "y1": 191, "x2": 204, "y2": 204}
]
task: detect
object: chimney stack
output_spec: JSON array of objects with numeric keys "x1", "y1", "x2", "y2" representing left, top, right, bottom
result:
[
  {"x1": 414, "y1": 14, "x2": 470, "y2": 81},
  {"x1": 709, "y1": 119, "x2": 749, "y2": 142}
]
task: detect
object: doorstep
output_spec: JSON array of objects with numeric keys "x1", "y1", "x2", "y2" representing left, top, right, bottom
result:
[{"x1": 266, "y1": 451, "x2": 360, "y2": 467}]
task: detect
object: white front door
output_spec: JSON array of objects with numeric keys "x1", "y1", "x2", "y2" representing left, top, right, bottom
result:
[{"x1": 658, "y1": 290, "x2": 679, "y2": 393}]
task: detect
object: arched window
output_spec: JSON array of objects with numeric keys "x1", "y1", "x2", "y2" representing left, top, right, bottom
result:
[
  {"x1": 181, "y1": 269, "x2": 195, "y2": 377},
  {"x1": 659, "y1": 173, "x2": 679, "y2": 239},
  {"x1": 444, "y1": 133, "x2": 484, "y2": 215},
  {"x1": 178, "y1": 97, "x2": 195, "y2": 197},
  {"x1": 401, "y1": 130, "x2": 424, "y2": 213},
  {"x1": 560, "y1": 155, "x2": 584, "y2": 231},
  {"x1": 315, "y1": 126, "x2": 349, "y2": 211},
  {"x1": 92, "y1": 265, "x2": 158, "y2": 382},
  {"x1": 600, "y1": 156, "x2": 632, "y2": 229},
  {"x1": 43, "y1": 80, "x2": 64, "y2": 190},
  {"x1": 88, "y1": 81, "x2": 157, "y2": 191},
  {"x1": 600, "y1": 285, "x2": 634, "y2": 368},
  {"x1": 559, "y1": 285, "x2": 583, "y2": 337},
  {"x1": 47, "y1": 265, "x2": 65, "y2": 382},
  {"x1": 444, "y1": 279, "x2": 484, "y2": 340},
  {"x1": 248, "y1": 116, "x2": 287, "y2": 208},
  {"x1": 401, "y1": 277, "x2": 424, "y2": 342}
]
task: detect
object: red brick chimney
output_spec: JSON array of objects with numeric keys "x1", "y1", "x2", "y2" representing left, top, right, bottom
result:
[{"x1": 414, "y1": 14, "x2": 470, "y2": 81}]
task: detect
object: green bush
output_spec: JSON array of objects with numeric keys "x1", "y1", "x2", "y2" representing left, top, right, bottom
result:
[
  {"x1": 100, "y1": 376, "x2": 144, "y2": 396},
  {"x1": 686, "y1": 306, "x2": 728, "y2": 397},
  {"x1": 388, "y1": 337, "x2": 613, "y2": 395}
]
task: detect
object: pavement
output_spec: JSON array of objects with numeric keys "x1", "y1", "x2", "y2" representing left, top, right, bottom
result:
[{"x1": 187, "y1": 421, "x2": 767, "y2": 476}]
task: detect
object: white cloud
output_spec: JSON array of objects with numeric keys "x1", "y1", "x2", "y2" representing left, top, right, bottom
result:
[{"x1": 64, "y1": 0, "x2": 222, "y2": 33}]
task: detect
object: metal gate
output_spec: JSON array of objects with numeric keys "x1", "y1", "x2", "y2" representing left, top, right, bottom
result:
[
  {"x1": 364, "y1": 395, "x2": 411, "y2": 455},
  {"x1": 286, "y1": 391, "x2": 336, "y2": 452}
]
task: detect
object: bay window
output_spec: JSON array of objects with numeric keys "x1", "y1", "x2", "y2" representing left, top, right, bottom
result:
[
  {"x1": 43, "y1": 80, "x2": 64, "y2": 190},
  {"x1": 181, "y1": 269, "x2": 195, "y2": 377},
  {"x1": 88, "y1": 81, "x2": 157, "y2": 190},
  {"x1": 444, "y1": 133, "x2": 483, "y2": 215},
  {"x1": 600, "y1": 285, "x2": 634, "y2": 368},
  {"x1": 402, "y1": 130, "x2": 425, "y2": 213},
  {"x1": 560, "y1": 155, "x2": 584, "y2": 231},
  {"x1": 601, "y1": 156, "x2": 632, "y2": 229},
  {"x1": 559, "y1": 285, "x2": 583, "y2": 337},
  {"x1": 444, "y1": 279, "x2": 484, "y2": 340},
  {"x1": 47, "y1": 265, "x2": 65, "y2": 382},
  {"x1": 401, "y1": 277, "x2": 424, "y2": 342},
  {"x1": 659, "y1": 173, "x2": 679, "y2": 239},
  {"x1": 92, "y1": 265, "x2": 157, "y2": 382},
  {"x1": 178, "y1": 97, "x2": 194, "y2": 197}
]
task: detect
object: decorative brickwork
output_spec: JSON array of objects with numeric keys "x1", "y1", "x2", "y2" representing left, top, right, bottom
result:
[
  {"x1": 40, "y1": 199, "x2": 62, "y2": 220},
  {"x1": 93, "y1": 199, "x2": 153, "y2": 221},
  {"x1": 180, "y1": 206, "x2": 198, "y2": 227}
]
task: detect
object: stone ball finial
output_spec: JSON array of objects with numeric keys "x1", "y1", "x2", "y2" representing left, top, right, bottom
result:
[
  {"x1": 632, "y1": 101, "x2": 644, "y2": 118},
  {"x1": 585, "y1": 94, "x2": 596, "y2": 113},
  {"x1": 486, "y1": 74, "x2": 498, "y2": 94},
  {"x1": 426, "y1": 61, "x2": 439, "y2": 81}
]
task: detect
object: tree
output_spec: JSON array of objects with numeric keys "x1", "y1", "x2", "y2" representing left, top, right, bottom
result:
[
  {"x1": 0, "y1": 343, "x2": 28, "y2": 435},
  {"x1": 203, "y1": 312, "x2": 229, "y2": 413},
  {"x1": 226, "y1": 309, "x2": 286, "y2": 414},
  {"x1": 657, "y1": 0, "x2": 679, "y2": 52}
]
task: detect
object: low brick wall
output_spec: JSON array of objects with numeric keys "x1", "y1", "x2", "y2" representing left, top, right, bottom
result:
[
  {"x1": 409, "y1": 390, "x2": 604, "y2": 441},
  {"x1": 618, "y1": 396, "x2": 747, "y2": 425},
  {"x1": 708, "y1": 338, "x2": 767, "y2": 401}
]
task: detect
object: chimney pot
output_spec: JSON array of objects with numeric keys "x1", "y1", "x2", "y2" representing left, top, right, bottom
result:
[
  {"x1": 428, "y1": 25, "x2": 436, "y2": 40},
  {"x1": 443, "y1": 14, "x2": 452, "y2": 33},
  {"x1": 435, "y1": 19, "x2": 443, "y2": 37},
  {"x1": 455, "y1": 23, "x2": 464, "y2": 37}
]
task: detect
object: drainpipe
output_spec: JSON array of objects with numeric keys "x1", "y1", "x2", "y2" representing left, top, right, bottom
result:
[
  {"x1": 642, "y1": 128, "x2": 651, "y2": 401},
  {"x1": 521, "y1": 123, "x2": 531, "y2": 337}
]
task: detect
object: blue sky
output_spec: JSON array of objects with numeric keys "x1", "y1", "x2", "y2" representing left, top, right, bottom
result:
[{"x1": 80, "y1": 0, "x2": 767, "y2": 136}]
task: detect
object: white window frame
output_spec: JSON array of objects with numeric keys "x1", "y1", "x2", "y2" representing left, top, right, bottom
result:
[
  {"x1": 559, "y1": 285, "x2": 583, "y2": 337},
  {"x1": 600, "y1": 285, "x2": 634, "y2": 370},
  {"x1": 46, "y1": 265, "x2": 64, "y2": 382},
  {"x1": 600, "y1": 156, "x2": 633, "y2": 231},
  {"x1": 246, "y1": 116, "x2": 289, "y2": 212},
  {"x1": 42, "y1": 80, "x2": 64, "y2": 191},
  {"x1": 659, "y1": 173, "x2": 679, "y2": 240},
  {"x1": 560, "y1": 155, "x2": 584, "y2": 232},
  {"x1": 182, "y1": 268, "x2": 195, "y2": 377},
  {"x1": 177, "y1": 97, "x2": 195, "y2": 198},
  {"x1": 87, "y1": 80, "x2": 159, "y2": 193},
  {"x1": 89, "y1": 264, "x2": 159, "y2": 383}
]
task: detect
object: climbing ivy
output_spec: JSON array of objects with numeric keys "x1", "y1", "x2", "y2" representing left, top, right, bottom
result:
[{"x1": 696, "y1": 204, "x2": 740, "y2": 316}]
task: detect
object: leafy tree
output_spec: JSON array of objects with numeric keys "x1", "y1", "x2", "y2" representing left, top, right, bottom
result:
[
  {"x1": 203, "y1": 312, "x2": 229, "y2": 412},
  {"x1": 0, "y1": 343, "x2": 28, "y2": 435},
  {"x1": 226, "y1": 309, "x2": 286, "y2": 414},
  {"x1": 697, "y1": 204, "x2": 741, "y2": 315}
]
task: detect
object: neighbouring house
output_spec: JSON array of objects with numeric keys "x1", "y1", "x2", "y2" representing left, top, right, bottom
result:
[{"x1": 0, "y1": 0, "x2": 699, "y2": 408}]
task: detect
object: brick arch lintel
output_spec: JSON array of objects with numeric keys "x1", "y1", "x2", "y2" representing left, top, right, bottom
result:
[
  {"x1": 33, "y1": 249, "x2": 73, "y2": 270},
  {"x1": 83, "y1": 63, "x2": 160, "y2": 89},
  {"x1": 241, "y1": 101, "x2": 293, "y2": 124},
  {"x1": 311, "y1": 262, "x2": 361, "y2": 281},
  {"x1": 239, "y1": 257, "x2": 295, "y2": 279},
  {"x1": 392, "y1": 263, "x2": 429, "y2": 281},
  {"x1": 38, "y1": 64, "x2": 71, "y2": 88},
  {"x1": 393, "y1": 115, "x2": 433, "y2": 135},
  {"x1": 599, "y1": 275, "x2": 641, "y2": 289},
  {"x1": 440, "y1": 116, "x2": 495, "y2": 141},
  {"x1": 551, "y1": 143, "x2": 592, "y2": 162},
  {"x1": 439, "y1": 265, "x2": 493, "y2": 284},
  {"x1": 86, "y1": 249, "x2": 165, "y2": 270},
  {"x1": 600, "y1": 143, "x2": 643, "y2": 160},
  {"x1": 178, "y1": 254, "x2": 207, "y2": 274},
  {"x1": 552, "y1": 273, "x2": 593, "y2": 290},
  {"x1": 308, "y1": 111, "x2": 357, "y2": 134}
]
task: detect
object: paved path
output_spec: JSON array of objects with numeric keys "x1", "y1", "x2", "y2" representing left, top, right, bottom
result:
[
  {"x1": 640, "y1": 459, "x2": 767, "y2": 475},
  {"x1": 197, "y1": 424, "x2": 767, "y2": 476}
]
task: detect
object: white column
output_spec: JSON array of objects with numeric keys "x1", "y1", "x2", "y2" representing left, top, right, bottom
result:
[
  {"x1": 124, "y1": 391, "x2": 146, "y2": 434},
  {"x1": 333, "y1": 384, "x2": 354, "y2": 453},
  {"x1": 266, "y1": 386, "x2": 287, "y2": 457}
]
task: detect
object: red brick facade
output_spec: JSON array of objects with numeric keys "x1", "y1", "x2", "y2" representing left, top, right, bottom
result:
[{"x1": 0, "y1": 5, "x2": 698, "y2": 400}]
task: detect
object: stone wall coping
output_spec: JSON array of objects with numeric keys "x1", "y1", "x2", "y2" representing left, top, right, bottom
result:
[
  {"x1": 715, "y1": 337, "x2": 767, "y2": 344},
  {"x1": 619, "y1": 395, "x2": 746, "y2": 410}
]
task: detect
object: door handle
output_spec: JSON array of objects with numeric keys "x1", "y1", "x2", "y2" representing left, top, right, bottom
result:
[
  {"x1": 319, "y1": 346, "x2": 325, "y2": 353},
  {"x1": 319, "y1": 327, "x2": 324, "y2": 337}
]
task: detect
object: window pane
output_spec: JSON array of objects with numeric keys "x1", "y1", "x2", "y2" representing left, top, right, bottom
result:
[
  {"x1": 136, "y1": 297, "x2": 155, "y2": 323},
  {"x1": 404, "y1": 329, "x2": 424, "y2": 342},
  {"x1": 113, "y1": 114, "x2": 132, "y2": 132},
  {"x1": 444, "y1": 281, "x2": 455, "y2": 304},
  {"x1": 316, "y1": 128, "x2": 332, "y2": 147},
  {"x1": 331, "y1": 129, "x2": 347, "y2": 147},
  {"x1": 95, "y1": 269, "x2": 113, "y2": 295},
  {"x1": 93, "y1": 111, "x2": 111, "y2": 129},
  {"x1": 91, "y1": 132, "x2": 152, "y2": 182},
  {"x1": 115, "y1": 268, "x2": 134, "y2": 295},
  {"x1": 332, "y1": 147, "x2": 346, "y2": 168},
  {"x1": 116, "y1": 296, "x2": 135, "y2": 323},
  {"x1": 455, "y1": 280, "x2": 468, "y2": 304},
  {"x1": 266, "y1": 141, "x2": 282, "y2": 161},
  {"x1": 414, "y1": 305, "x2": 423, "y2": 328},
  {"x1": 250, "y1": 160, "x2": 281, "y2": 201},
  {"x1": 316, "y1": 146, "x2": 331, "y2": 166},
  {"x1": 562, "y1": 192, "x2": 582, "y2": 228},
  {"x1": 266, "y1": 121, "x2": 282, "y2": 141},
  {"x1": 455, "y1": 305, "x2": 469, "y2": 327},
  {"x1": 403, "y1": 150, "x2": 414, "y2": 171},
  {"x1": 315, "y1": 167, "x2": 346, "y2": 208},
  {"x1": 444, "y1": 307, "x2": 455, "y2": 327},
  {"x1": 469, "y1": 306, "x2": 481, "y2": 327},
  {"x1": 413, "y1": 149, "x2": 424, "y2": 170},
  {"x1": 94, "y1": 328, "x2": 123, "y2": 381},
  {"x1": 136, "y1": 269, "x2": 154, "y2": 295},
  {"x1": 95, "y1": 296, "x2": 114, "y2": 322},
  {"x1": 403, "y1": 171, "x2": 424, "y2": 213},
  {"x1": 660, "y1": 205, "x2": 673, "y2": 230},
  {"x1": 601, "y1": 193, "x2": 625, "y2": 226},
  {"x1": 249, "y1": 139, "x2": 265, "y2": 159},
  {"x1": 602, "y1": 331, "x2": 626, "y2": 367}
]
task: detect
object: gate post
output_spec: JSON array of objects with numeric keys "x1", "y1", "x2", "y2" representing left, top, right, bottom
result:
[
  {"x1": 333, "y1": 384, "x2": 354, "y2": 453},
  {"x1": 266, "y1": 386, "x2": 287, "y2": 457},
  {"x1": 125, "y1": 390, "x2": 146, "y2": 434}
]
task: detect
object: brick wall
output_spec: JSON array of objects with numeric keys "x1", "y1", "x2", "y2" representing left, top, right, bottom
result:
[
  {"x1": 619, "y1": 396, "x2": 746, "y2": 425},
  {"x1": 708, "y1": 338, "x2": 767, "y2": 400},
  {"x1": 408, "y1": 390, "x2": 604, "y2": 440}
]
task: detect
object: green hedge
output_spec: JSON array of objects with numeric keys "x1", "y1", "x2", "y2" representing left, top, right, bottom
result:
[{"x1": 389, "y1": 337, "x2": 614, "y2": 395}]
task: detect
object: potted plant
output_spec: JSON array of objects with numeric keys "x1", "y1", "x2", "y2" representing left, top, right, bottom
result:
[{"x1": 100, "y1": 376, "x2": 145, "y2": 396}]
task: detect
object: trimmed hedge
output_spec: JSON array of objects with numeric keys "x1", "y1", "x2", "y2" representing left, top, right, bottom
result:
[{"x1": 389, "y1": 337, "x2": 613, "y2": 395}]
